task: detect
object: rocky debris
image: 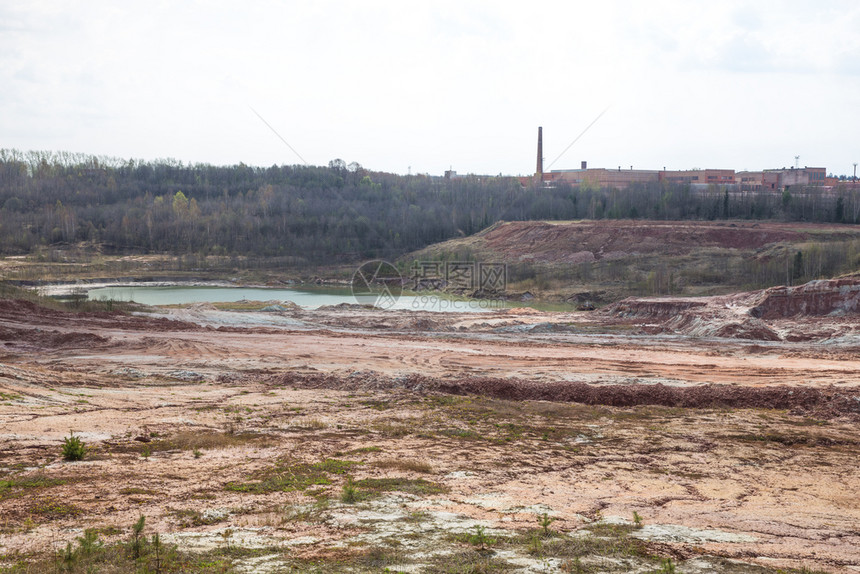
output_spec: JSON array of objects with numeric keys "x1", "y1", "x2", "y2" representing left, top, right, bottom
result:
[
  {"x1": 186, "y1": 302, "x2": 218, "y2": 312},
  {"x1": 259, "y1": 300, "x2": 301, "y2": 312},
  {"x1": 601, "y1": 279, "x2": 860, "y2": 342},
  {"x1": 316, "y1": 302, "x2": 375, "y2": 311},
  {"x1": 167, "y1": 369, "x2": 206, "y2": 381},
  {"x1": 711, "y1": 320, "x2": 781, "y2": 341},
  {"x1": 493, "y1": 322, "x2": 578, "y2": 334},
  {"x1": 401, "y1": 317, "x2": 442, "y2": 331},
  {"x1": 607, "y1": 299, "x2": 709, "y2": 320}
]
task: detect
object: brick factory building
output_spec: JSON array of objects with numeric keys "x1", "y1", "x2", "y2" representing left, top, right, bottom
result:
[
  {"x1": 659, "y1": 169, "x2": 735, "y2": 186},
  {"x1": 546, "y1": 166, "x2": 660, "y2": 188},
  {"x1": 525, "y1": 126, "x2": 835, "y2": 192}
]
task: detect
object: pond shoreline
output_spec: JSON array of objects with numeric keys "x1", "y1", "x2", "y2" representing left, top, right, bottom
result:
[
  {"x1": 18, "y1": 277, "x2": 574, "y2": 312},
  {"x1": 35, "y1": 279, "x2": 249, "y2": 297},
  {"x1": 36, "y1": 281, "x2": 516, "y2": 313}
]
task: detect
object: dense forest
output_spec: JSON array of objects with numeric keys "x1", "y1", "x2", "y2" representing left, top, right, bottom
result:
[{"x1": 0, "y1": 149, "x2": 858, "y2": 267}]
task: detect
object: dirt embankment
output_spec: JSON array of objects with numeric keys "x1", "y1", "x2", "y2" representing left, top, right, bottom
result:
[
  {"x1": 601, "y1": 278, "x2": 860, "y2": 342},
  {"x1": 749, "y1": 279, "x2": 860, "y2": 319},
  {"x1": 413, "y1": 219, "x2": 860, "y2": 270},
  {"x1": 267, "y1": 372, "x2": 860, "y2": 421},
  {"x1": 477, "y1": 220, "x2": 808, "y2": 262},
  {"x1": 0, "y1": 300, "x2": 202, "y2": 331},
  {"x1": 0, "y1": 299, "x2": 201, "y2": 350}
]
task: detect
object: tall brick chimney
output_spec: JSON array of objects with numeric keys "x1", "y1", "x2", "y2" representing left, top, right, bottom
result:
[{"x1": 536, "y1": 126, "x2": 543, "y2": 178}]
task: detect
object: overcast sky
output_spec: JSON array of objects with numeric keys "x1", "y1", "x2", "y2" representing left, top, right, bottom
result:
[{"x1": 2, "y1": 1, "x2": 859, "y2": 176}]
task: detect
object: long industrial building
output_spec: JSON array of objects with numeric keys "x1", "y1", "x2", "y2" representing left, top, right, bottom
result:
[{"x1": 526, "y1": 126, "x2": 839, "y2": 191}]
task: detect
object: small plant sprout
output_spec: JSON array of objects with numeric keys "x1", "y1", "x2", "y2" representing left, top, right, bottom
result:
[
  {"x1": 193, "y1": 448, "x2": 203, "y2": 458},
  {"x1": 633, "y1": 511, "x2": 643, "y2": 528},
  {"x1": 130, "y1": 515, "x2": 146, "y2": 560},
  {"x1": 564, "y1": 557, "x2": 586, "y2": 573},
  {"x1": 141, "y1": 445, "x2": 151, "y2": 459},
  {"x1": 76, "y1": 529, "x2": 101, "y2": 557},
  {"x1": 527, "y1": 531, "x2": 543, "y2": 555},
  {"x1": 62, "y1": 430, "x2": 86, "y2": 461},
  {"x1": 659, "y1": 558, "x2": 676, "y2": 574},
  {"x1": 60, "y1": 541, "x2": 76, "y2": 572},
  {"x1": 470, "y1": 524, "x2": 490, "y2": 550},
  {"x1": 220, "y1": 528, "x2": 233, "y2": 551},
  {"x1": 539, "y1": 512, "x2": 556, "y2": 537},
  {"x1": 151, "y1": 533, "x2": 163, "y2": 574},
  {"x1": 341, "y1": 478, "x2": 357, "y2": 504}
]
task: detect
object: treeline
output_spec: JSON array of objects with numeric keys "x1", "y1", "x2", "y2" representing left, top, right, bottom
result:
[{"x1": 0, "y1": 149, "x2": 857, "y2": 265}]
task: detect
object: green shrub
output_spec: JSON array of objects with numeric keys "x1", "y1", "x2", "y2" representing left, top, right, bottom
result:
[{"x1": 61, "y1": 431, "x2": 86, "y2": 461}]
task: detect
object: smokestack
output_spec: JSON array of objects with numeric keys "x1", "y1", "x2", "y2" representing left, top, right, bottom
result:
[{"x1": 536, "y1": 126, "x2": 543, "y2": 178}]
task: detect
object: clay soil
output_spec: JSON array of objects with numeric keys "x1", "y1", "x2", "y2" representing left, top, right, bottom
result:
[
  {"x1": 431, "y1": 220, "x2": 860, "y2": 263},
  {"x1": 1, "y1": 292, "x2": 859, "y2": 572}
]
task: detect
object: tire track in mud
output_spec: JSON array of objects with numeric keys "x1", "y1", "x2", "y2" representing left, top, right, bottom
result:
[{"x1": 309, "y1": 330, "x2": 859, "y2": 386}]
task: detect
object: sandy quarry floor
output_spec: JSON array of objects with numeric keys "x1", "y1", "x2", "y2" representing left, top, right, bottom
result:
[{"x1": 0, "y1": 300, "x2": 859, "y2": 572}]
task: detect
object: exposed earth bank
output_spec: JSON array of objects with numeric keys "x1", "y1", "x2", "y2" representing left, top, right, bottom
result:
[
  {"x1": 409, "y1": 219, "x2": 860, "y2": 303},
  {"x1": 601, "y1": 278, "x2": 860, "y2": 343}
]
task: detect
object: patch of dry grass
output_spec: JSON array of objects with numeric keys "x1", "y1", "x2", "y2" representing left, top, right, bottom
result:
[
  {"x1": 372, "y1": 458, "x2": 434, "y2": 474},
  {"x1": 353, "y1": 477, "x2": 448, "y2": 496},
  {"x1": 28, "y1": 497, "x2": 83, "y2": 521},
  {"x1": 118, "y1": 487, "x2": 160, "y2": 496},
  {"x1": 291, "y1": 417, "x2": 327, "y2": 430},
  {"x1": 0, "y1": 474, "x2": 67, "y2": 500},
  {"x1": 225, "y1": 458, "x2": 360, "y2": 494},
  {"x1": 144, "y1": 430, "x2": 272, "y2": 453}
]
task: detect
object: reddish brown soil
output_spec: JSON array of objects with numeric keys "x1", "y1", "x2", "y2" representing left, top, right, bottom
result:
[
  {"x1": 472, "y1": 220, "x2": 847, "y2": 262},
  {"x1": 1, "y1": 294, "x2": 859, "y2": 571},
  {"x1": 750, "y1": 279, "x2": 860, "y2": 319},
  {"x1": 0, "y1": 300, "x2": 201, "y2": 333},
  {"x1": 269, "y1": 372, "x2": 860, "y2": 420}
]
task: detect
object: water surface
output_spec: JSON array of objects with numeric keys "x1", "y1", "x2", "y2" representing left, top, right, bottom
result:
[{"x1": 86, "y1": 285, "x2": 511, "y2": 313}]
